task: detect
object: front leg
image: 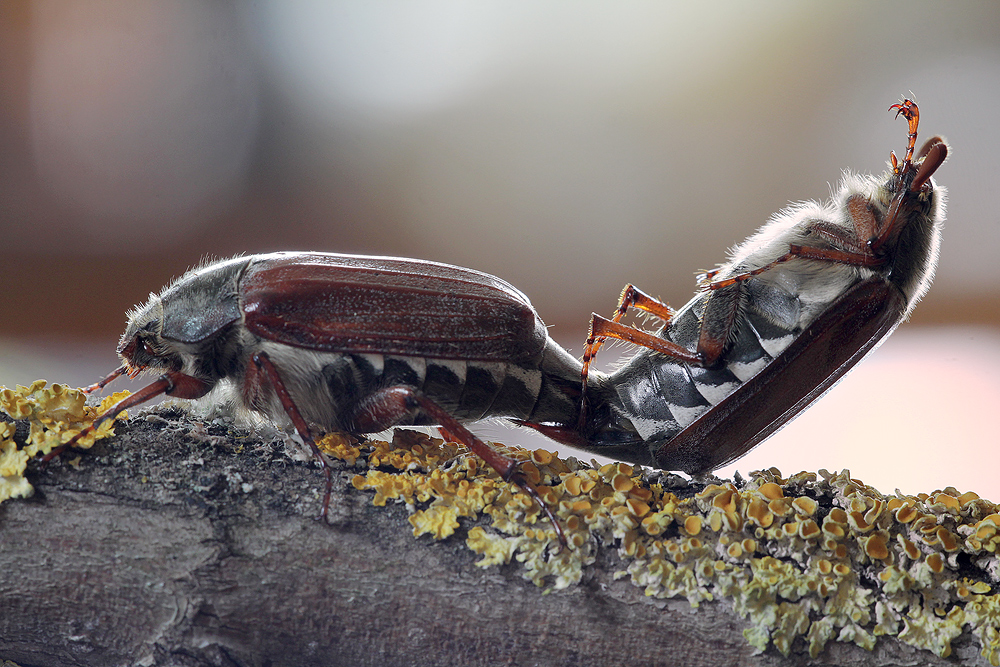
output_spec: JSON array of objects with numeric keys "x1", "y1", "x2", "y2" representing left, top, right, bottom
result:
[
  {"x1": 251, "y1": 352, "x2": 336, "y2": 520},
  {"x1": 707, "y1": 195, "x2": 887, "y2": 291}
]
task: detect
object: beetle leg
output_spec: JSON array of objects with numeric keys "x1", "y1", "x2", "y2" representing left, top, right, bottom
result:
[
  {"x1": 429, "y1": 418, "x2": 567, "y2": 549},
  {"x1": 889, "y1": 98, "x2": 919, "y2": 173},
  {"x1": 347, "y1": 386, "x2": 521, "y2": 476},
  {"x1": 251, "y1": 352, "x2": 336, "y2": 521},
  {"x1": 582, "y1": 285, "x2": 676, "y2": 380},
  {"x1": 696, "y1": 283, "x2": 742, "y2": 366},
  {"x1": 585, "y1": 317, "x2": 703, "y2": 366},
  {"x1": 435, "y1": 424, "x2": 460, "y2": 446},
  {"x1": 580, "y1": 285, "x2": 677, "y2": 428},
  {"x1": 708, "y1": 193, "x2": 896, "y2": 291},
  {"x1": 253, "y1": 360, "x2": 569, "y2": 545},
  {"x1": 706, "y1": 241, "x2": 886, "y2": 292},
  {"x1": 511, "y1": 418, "x2": 591, "y2": 450},
  {"x1": 349, "y1": 385, "x2": 567, "y2": 547}
]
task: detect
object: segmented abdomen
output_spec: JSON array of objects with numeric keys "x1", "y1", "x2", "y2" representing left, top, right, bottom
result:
[
  {"x1": 609, "y1": 282, "x2": 803, "y2": 450},
  {"x1": 306, "y1": 338, "x2": 582, "y2": 432}
]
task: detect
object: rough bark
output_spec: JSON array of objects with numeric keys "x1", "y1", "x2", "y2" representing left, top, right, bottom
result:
[{"x1": 0, "y1": 408, "x2": 985, "y2": 667}]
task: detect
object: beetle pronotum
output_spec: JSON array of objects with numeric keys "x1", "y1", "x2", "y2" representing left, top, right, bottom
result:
[{"x1": 51, "y1": 100, "x2": 945, "y2": 542}]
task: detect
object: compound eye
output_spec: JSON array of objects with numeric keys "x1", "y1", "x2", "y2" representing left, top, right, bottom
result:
[{"x1": 141, "y1": 340, "x2": 156, "y2": 357}]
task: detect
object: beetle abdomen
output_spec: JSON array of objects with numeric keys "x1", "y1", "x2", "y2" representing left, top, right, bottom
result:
[
  {"x1": 609, "y1": 279, "x2": 810, "y2": 459},
  {"x1": 249, "y1": 338, "x2": 579, "y2": 435}
]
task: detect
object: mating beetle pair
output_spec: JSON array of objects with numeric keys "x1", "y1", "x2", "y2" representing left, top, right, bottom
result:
[{"x1": 56, "y1": 100, "x2": 947, "y2": 537}]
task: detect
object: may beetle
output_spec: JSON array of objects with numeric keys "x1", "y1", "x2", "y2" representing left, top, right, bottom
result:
[
  {"x1": 534, "y1": 99, "x2": 947, "y2": 473},
  {"x1": 54, "y1": 252, "x2": 583, "y2": 537}
]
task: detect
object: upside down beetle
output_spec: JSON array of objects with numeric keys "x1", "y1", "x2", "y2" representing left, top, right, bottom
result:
[{"x1": 542, "y1": 98, "x2": 948, "y2": 474}]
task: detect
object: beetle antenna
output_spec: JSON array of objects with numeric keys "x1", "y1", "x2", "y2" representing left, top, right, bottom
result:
[{"x1": 82, "y1": 365, "x2": 128, "y2": 394}]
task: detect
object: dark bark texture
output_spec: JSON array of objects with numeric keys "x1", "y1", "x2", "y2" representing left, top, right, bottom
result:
[{"x1": 0, "y1": 408, "x2": 986, "y2": 667}]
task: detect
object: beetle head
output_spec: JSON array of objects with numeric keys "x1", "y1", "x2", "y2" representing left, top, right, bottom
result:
[
  {"x1": 117, "y1": 294, "x2": 182, "y2": 377},
  {"x1": 116, "y1": 256, "x2": 251, "y2": 380},
  {"x1": 869, "y1": 136, "x2": 946, "y2": 244},
  {"x1": 884, "y1": 136, "x2": 947, "y2": 202}
]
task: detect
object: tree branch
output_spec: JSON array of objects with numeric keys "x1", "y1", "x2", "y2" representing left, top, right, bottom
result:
[{"x1": 0, "y1": 406, "x2": 995, "y2": 667}]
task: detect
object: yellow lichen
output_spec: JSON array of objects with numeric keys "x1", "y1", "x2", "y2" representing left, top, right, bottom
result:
[
  {"x1": 758, "y1": 482, "x2": 784, "y2": 500},
  {"x1": 863, "y1": 532, "x2": 890, "y2": 561},
  {"x1": 0, "y1": 380, "x2": 130, "y2": 503},
  {"x1": 315, "y1": 432, "x2": 361, "y2": 465},
  {"x1": 683, "y1": 515, "x2": 702, "y2": 536},
  {"x1": 792, "y1": 496, "x2": 818, "y2": 516},
  {"x1": 746, "y1": 497, "x2": 773, "y2": 528},
  {"x1": 334, "y1": 438, "x2": 1000, "y2": 661}
]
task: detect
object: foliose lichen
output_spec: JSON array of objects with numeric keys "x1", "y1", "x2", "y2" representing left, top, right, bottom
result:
[
  {"x1": 339, "y1": 430, "x2": 1000, "y2": 664},
  {"x1": 0, "y1": 380, "x2": 128, "y2": 503}
]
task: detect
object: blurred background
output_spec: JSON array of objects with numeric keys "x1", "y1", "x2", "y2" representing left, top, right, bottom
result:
[{"x1": 2, "y1": 1, "x2": 998, "y2": 499}]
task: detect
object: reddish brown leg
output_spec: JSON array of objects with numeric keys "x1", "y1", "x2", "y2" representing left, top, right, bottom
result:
[
  {"x1": 579, "y1": 285, "x2": 678, "y2": 426},
  {"x1": 586, "y1": 317, "x2": 703, "y2": 365},
  {"x1": 889, "y1": 98, "x2": 919, "y2": 174},
  {"x1": 256, "y1": 355, "x2": 567, "y2": 544},
  {"x1": 846, "y1": 195, "x2": 880, "y2": 243},
  {"x1": 699, "y1": 268, "x2": 721, "y2": 282},
  {"x1": 351, "y1": 384, "x2": 567, "y2": 547},
  {"x1": 436, "y1": 425, "x2": 459, "y2": 444},
  {"x1": 708, "y1": 195, "x2": 887, "y2": 291},
  {"x1": 871, "y1": 105, "x2": 947, "y2": 255},
  {"x1": 696, "y1": 284, "x2": 741, "y2": 366},
  {"x1": 252, "y1": 352, "x2": 337, "y2": 521},
  {"x1": 706, "y1": 243, "x2": 886, "y2": 290},
  {"x1": 42, "y1": 370, "x2": 211, "y2": 462},
  {"x1": 410, "y1": 393, "x2": 566, "y2": 545}
]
